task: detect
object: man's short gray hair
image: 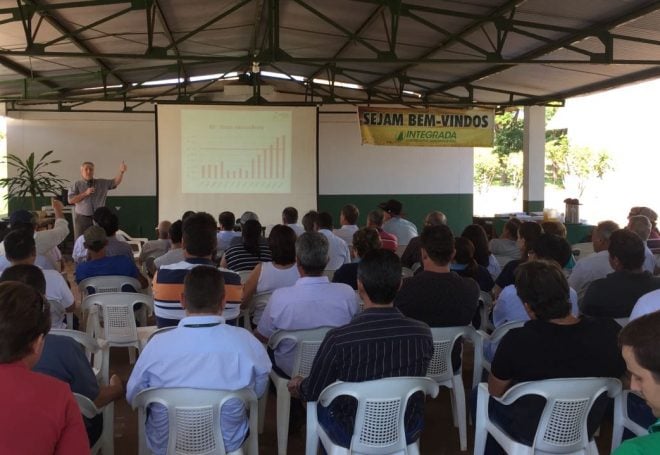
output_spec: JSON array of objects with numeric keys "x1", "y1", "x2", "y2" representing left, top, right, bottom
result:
[
  {"x1": 628, "y1": 215, "x2": 652, "y2": 241},
  {"x1": 295, "y1": 232, "x2": 329, "y2": 275},
  {"x1": 595, "y1": 220, "x2": 619, "y2": 242},
  {"x1": 424, "y1": 211, "x2": 447, "y2": 226}
]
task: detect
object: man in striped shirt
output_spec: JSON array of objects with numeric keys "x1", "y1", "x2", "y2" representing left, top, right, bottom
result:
[
  {"x1": 288, "y1": 249, "x2": 433, "y2": 448},
  {"x1": 152, "y1": 212, "x2": 241, "y2": 328}
]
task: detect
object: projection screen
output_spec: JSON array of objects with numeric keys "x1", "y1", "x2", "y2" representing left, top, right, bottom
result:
[{"x1": 157, "y1": 104, "x2": 318, "y2": 225}]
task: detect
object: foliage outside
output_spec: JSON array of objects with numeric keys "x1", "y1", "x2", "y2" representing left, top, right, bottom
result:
[
  {"x1": 0, "y1": 151, "x2": 69, "y2": 210},
  {"x1": 475, "y1": 108, "x2": 613, "y2": 198}
]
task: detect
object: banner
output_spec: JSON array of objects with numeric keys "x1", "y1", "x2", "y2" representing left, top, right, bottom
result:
[{"x1": 357, "y1": 107, "x2": 494, "y2": 147}]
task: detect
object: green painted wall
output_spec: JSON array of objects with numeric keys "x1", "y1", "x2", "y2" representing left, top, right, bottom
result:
[
  {"x1": 317, "y1": 194, "x2": 473, "y2": 235},
  {"x1": 9, "y1": 196, "x2": 158, "y2": 240},
  {"x1": 523, "y1": 200, "x2": 544, "y2": 212}
]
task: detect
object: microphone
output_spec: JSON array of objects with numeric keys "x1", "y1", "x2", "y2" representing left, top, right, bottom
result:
[{"x1": 87, "y1": 179, "x2": 95, "y2": 188}]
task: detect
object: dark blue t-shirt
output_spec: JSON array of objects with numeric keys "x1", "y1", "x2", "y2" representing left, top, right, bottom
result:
[{"x1": 75, "y1": 255, "x2": 139, "y2": 284}]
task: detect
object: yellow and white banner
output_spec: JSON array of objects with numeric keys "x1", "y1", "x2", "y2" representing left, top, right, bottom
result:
[{"x1": 358, "y1": 107, "x2": 494, "y2": 147}]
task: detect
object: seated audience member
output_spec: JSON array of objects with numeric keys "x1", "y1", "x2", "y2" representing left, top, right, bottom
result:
[
  {"x1": 629, "y1": 206, "x2": 660, "y2": 239},
  {"x1": 139, "y1": 220, "x2": 171, "y2": 265},
  {"x1": 3, "y1": 230, "x2": 74, "y2": 329},
  {"x1": 540, "y1": 220, "x2": 567, "y2": 238},
  {"x1": 282, "y1": 206, "x2": 305, "y2": 237},
  {"x1": 568, "y1": 221, "x2": 619, "y2": 305},
  {"x1": 1, "y1": 264, "x2": 124, "y2": 447},
  {"x1": 401, "y1": 210, "x2": 447, "y2": 269},
  {"x1": 256, "y1": 232, "x2": 358, "y2": 377},
  {"x1": 394, "y1": 224, "x2": 479, "y2": 368},
  {"x1": 627, "y1": 214, "x2": 658, "y2": 274},
  {"x1": 485, "y1": 260, "x2": 626, "y2": 454},
  {"x1": 153, "y1": 212, "x2": 241, "y2": 328},
  {"x1": 462, "y1": 224, "x2": 501, "y2": 279},
  {"x1": 0, "y1": 281, "x2": 89, "y2": 453},
  {"x1": 630, "y1": 289, "x2": 660, "y2": 321},
  {"x1": 613, "y1": 311, "x2": 660, "y2": 454},
  {"x1": 0, "y1": 198, "x2": 68, "y2": 261},
  {"x1": 493, "y1": 221, "x2": 543, "y2": 298},
  {"x1": 302, "y1": 210, "x2": 320, "y2": 233},
  {"x1": 153, "y1": 220, "x2": 184, "y2": 271},
  {"x1": 451, "y1": 237, "x2": 494, "y2": 293},
  {"x1": 333, "y1": 227, "x2": 382, "y2": 290},
  {"x1": 489, "y1": 218, "x2": 522, "y2": 266},
  {"x1": 242, "y1": 225, "x2": 300, "y2": 324},
  {"x1": 318, "y1": 212, "x2": 350, "y2": 270},
  {"x1": 379, "y1": 199, "x2": 418, "y2": 245},
  {"x1": 73, "y1": 207, "x2": 134, "y2": 264},
  {"x1": 333, "y1": 204, "x2": 360, "y2": 246},
  {"x1": 127, "y1": 266, "x2": 271, "y2": 455},
  {"x1": 217, "y1": 211, "x2": 240, "y2": 252},
  {"x1": 288, "y1": 249, "x2": 433, "y2": 448},
  {"x1": 221, "y1": 219, "x2": 272, "y2": 272},
  {"x1": 581, "y1": 229, "x2": 660, "y2": 318},
  {"x1": 75, "y1": 225, "x2": 148, "y2": 290},
  {"x1": 366, "y1": 209, "x2": 397, "y2": 251}
]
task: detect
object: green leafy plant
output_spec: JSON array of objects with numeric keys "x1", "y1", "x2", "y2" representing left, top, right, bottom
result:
[{"x1": 0, "y1": 151, "x2": 69, "y2": 210}]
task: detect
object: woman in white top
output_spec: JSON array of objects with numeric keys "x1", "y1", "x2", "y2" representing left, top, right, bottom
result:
[{"x1": 242, "y1": 224, "x2": 300, "y2": 324}]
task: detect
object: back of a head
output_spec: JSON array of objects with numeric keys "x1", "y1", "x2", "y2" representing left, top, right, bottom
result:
[
  {"x1": 532, "y1": 233, "x2": 572, "y2": 268},
  {"x1": 424, "y1": 211, "x2": 447, "y2": 227},
  {"x1": 453, "y1": 237, "x2": 478, "y2": 272},
  {"x1": 318, "y1": 212, "x2": 333, "y2": 230},
  {"x1": 367, "y1": 209, "x2": 384, "y2": 228},
  {"x1": 268, "y1": 224, "x2": 297, "y2": 265},
  {"x1": 619, "y1": 311, "x2": 660, "y2": 380},
  {"x1": 9, "y1": 210, "x2": 35, "y2": 232},
  {"x1": 540, "y1": 221, "x2": 567, "y2": 238},
  {"x1": 515, "y1": 260, "x2": 570, "y2": 321},
  {"x1": 182, "y1": 211, "x2": 195, "y2": 222},
  {"x1": 420, "y1": 224, "x2": 454, "y2": 266},
  {"x1": 93, "y1": 207, "x2": 119, "y2": 236},
  {"x1": 218, "y1": 211, "x2": 235, "y2": 230},
  {"x1": 282, "y1": 207, "x2": 298, "y2": 224},
  {"x1": 609, "y1": 229, "x2": 645, "y2": 271},
  {"x1": 518, "y1": 221, "x2": 543, "y2": 257},
  {"x1": 503, "y1": 218, "x2": 522, "y2": 239},
  {"x1": 157, "y1": 220, "x2": 171, "y2": 239},
  {"x1": 358, "y1": 249, "x2": 402, "y2": 304},
  {"x1": 84, "y1": 225, "x2": 107, "y2": 252},
  {"x1": 352, "y1": 227, "x2": 381, "y2": 258},
  {"x1": 183, "y1": 266, "x2": 225, "y2": 314},
  {"x1": 461, "y1": 224, "x2": 490, "y2": 266},
  {"x1": 628, "y1": 215, "x2": 652, "y2": 241},
  {"x1": 241, "y1": 219, "x2": 263, "y2": 256},
  {"x1": 296, "y1": 232, "x2": 329, "y2": 275},
  {"x1": 302, "y1": 210, "x2": 319, "y2": 232},
  {"x1": 341, "y1": 204, "x2": 359, "y2": 225},
  {"x1": 169, "y1": 220, "x2": 183, "y2": 244},
  {"x1": 594, "y1": 220, "x2": 619, "y2": 245},
  {"x1": 3, "y1": 229, "x2": 36, "y2": 262},
  {"x1": 0, "y1": 264, "x2": 47, "y2": 294},
  {"x1": 629, "y1": 206, "x2": 658, "y2": 224},
  {"x1": 182, "y1": 212, "x2": 217, "y2": 257},
  {"x1": 0, "y1": 281, "x2": 50, "y2": 364}
]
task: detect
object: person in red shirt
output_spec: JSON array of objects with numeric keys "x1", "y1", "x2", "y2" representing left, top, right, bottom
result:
[
  {"x1": 366, "y1": 209, "x2": 398, "y2": 252},
  {"x1": 0, "y1": 281, "x2": 88, "y2": 454}
]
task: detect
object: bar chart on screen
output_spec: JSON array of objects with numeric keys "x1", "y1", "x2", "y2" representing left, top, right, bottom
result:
[{"x1": 181, "y1": 110, "x2": 292, "y2": 193}]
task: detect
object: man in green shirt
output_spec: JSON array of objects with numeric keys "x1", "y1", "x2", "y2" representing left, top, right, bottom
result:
[{"x1": 614, "y1": 311, "x2": 660, "y2": 454}]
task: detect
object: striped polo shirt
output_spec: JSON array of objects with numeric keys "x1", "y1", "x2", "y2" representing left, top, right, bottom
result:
[{"x1": 152, "y1": 258, "x2": 242, "y2": 321}]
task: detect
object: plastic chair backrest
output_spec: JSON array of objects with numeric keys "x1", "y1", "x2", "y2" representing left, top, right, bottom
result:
[
  {"x1": 401, "y1": 267, "x2": 414, "y2": 278},
  {"x1": 133, "y1": 387, "x2": 258, "y2": 455},
  {"x1": 317, "y1": 377, "x2": 439, "y2": 454},
  {"x1": 49, "y1": 328, "x2": 108, "y2": 384},
  {"x1": 83, "y1": 292, "x2": 153, "y2": 345},
  {"x1": 498, "y1": 377, "x2": 621, "y2": 453},
  {"x1": 78, "y1": 275, "x2": 143, "y2": 297},
  {"x1": 269, "y1": 327, "x2": 332, "y2": 377},
  {"x1": 427, "y1": 326, "x2": 481, "y2": 384},
  {"x1": 73, "y1": 392, "x2": 100, "y2": 419},
  {"x1": 478, "y1": 291, "x2": 494, "y2": 331}
]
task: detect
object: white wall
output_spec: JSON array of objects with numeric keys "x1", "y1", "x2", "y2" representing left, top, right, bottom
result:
[
  {"x1": 6, "y1": 110, "x2": 156, "y2": 196},
  {"x1": 319, "y1": 112, "x2": 474, "y2": 195}
]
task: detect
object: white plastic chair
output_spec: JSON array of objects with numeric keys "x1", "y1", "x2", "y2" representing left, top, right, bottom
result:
[
  {"x1": 611, "y1": 390, "x2": 650, "y2": 451},
  {"x1": 401, "y1": 267, "x2": 414, "y2": 278},
  {"x1": 478, "y1": 291, "x2": 494, "y2": 332},
  {"x1": 245, "y1": 291, "x2": 272, "y2": 327},
  {"x1": 474, "y1": 378, "x2": 622, "y2": 455},
  {"x1": 395, "y1": 244, "x2": 407, "y2": 257},
  {"x1": 78, "y1": 275, "x2": 144, "y2": 299},
  {"x1": 427, "y1": 326, "x2": 482, "y2": 451},
  {"x1": 306, "y1": 377, "x2": 439, "y2": 455},
  {"x1": 477, "y1": 320, "x2": 526, "y2": 383},
  {"x1": 73, "y1": 393, "x2": 106, "y2": 455},
  {"x1": 82, "y1": 292, "x2": 155, "y2": 364},
  {"x1": 268, "y1": 326, "x2": 333, "y2": 455},
  {"x1": 116, "y1": 229, "x2": 149, "y2": 260},
  {"x1": 132, "y1": 387, "x2": 259, "y2": 455}
]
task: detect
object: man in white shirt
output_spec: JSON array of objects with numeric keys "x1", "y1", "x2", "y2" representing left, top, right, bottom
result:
[
  {"x1": 333, "y1": 204, "x2": 360, "y2": 246},
  {"x1": 317, "y1": 212, "x2": 350, "y2": 270},
  {"x1": 568, "y1": 220, "x2": 619, "y2": 304},
  {"x1": 627, "y1": 215, "x2": 658, "y2": 274},
  {"x1": 630, "y1": 289, "x2": 660, "y2": 321},
  {"x1": 282, "y1": 206, "x2": 305, "y2": 237},
  {"x1": 127, "y1": 266, "x2": 271, "y2": 455},
  {"x1": 255, "y1": 232, "x2": 358, "y2": 377},
  {"x1": 379, "y1": 199, "x2": 418, "y2": 245},
  {"x1": 2, "y1": 229, "x2": 74, "y2": 329}
]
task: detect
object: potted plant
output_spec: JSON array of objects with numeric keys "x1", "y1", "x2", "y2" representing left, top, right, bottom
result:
[{"x1": 0, "y1": 151, "x2": 69, "y2": 211}]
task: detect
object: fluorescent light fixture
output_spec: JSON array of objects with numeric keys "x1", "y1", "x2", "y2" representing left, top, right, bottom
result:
[
  {"x1": 261, "y1": 71, "x2": 306, "y2": 82},
  {"x1": 402, "y1": 90, "x2": 422, "y2": 98},
  {"x1": 79, "y1": 84, "x2": 123, "y2": 91},
  {"x1": 312, "y1": 78, "x2": 362, "y2": 90}
]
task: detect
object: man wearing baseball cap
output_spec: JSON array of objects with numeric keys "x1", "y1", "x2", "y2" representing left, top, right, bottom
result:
[{"x1": 378, "y1": 199, "x2": 418, "y2": 245}]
